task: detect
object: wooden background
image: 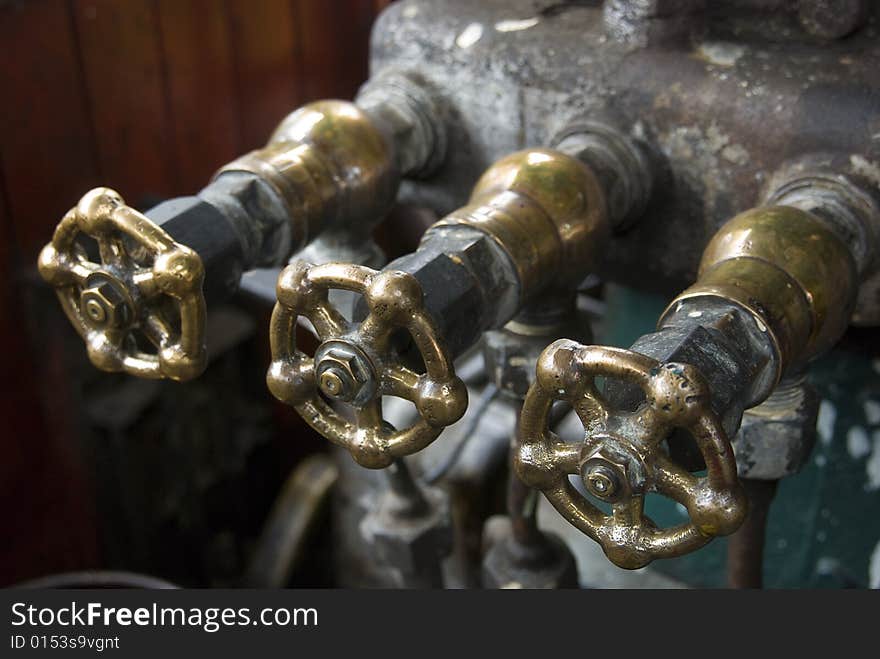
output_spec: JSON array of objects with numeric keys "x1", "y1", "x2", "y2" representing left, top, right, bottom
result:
[{"x1": 0, "y1": 0, "x2": 390, "y2": 585}]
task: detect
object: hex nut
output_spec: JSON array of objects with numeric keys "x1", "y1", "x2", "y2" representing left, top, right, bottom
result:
[
  {"x1": 81, "y1": 278, "x2": 132, "y2": 329},
  {"x1": 481, "y1": 516, "x2": 578, "y2": 589},
  {"x1": 314, "y1": 342, "x2": 375, "y2": 404}
]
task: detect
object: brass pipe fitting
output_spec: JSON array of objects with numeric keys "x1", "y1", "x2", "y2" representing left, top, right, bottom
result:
[
  {"x1": 662, "y1": 205, "x2": 858, "y2": 380},
  {"x1": 268, "y1": 148, "x2": 609, "y2": 468},
  {"x1": 217, "y1": 100, "x2": 398, "y2": 253},
  {"x1": 429, "y1": 148, "x2": 608, "y2": 304}
]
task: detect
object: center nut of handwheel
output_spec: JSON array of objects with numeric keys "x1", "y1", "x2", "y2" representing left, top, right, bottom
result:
[
  {"x1": 314, "y1": 339, "x2": 377, "y2": 406},
  {"x1": 579, "y1": 437, "x2": 646, "y2": 504},
  {"x1": 80, "y1": 271, "x2": 135, "y2": 331}
]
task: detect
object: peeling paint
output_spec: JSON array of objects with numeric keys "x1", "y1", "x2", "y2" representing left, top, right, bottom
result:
[
  {"x1": 698, "y1": 42, "x2": 745, "y2": 67},
  {"x1": 456, "y1": 23, "x2": 483, "y2": 49},
  {"x1": 851, "y1": 154, "x2": 880, "y2": 189},
  {"x1": 847, "y1": 426, "x2": 871, "y2": 460},
  {"x1": 721, "y1": 144, "x2": 749, "y2": 165},
  {"x1": 865, "y1": 399, "x2": 880, "y2": 425},
  {"x1": 495, "y1": 18, "x2": 539, "y2": 32},
  {"x1": 817, "y1": 400, "x2": 837, "y2": 445}
]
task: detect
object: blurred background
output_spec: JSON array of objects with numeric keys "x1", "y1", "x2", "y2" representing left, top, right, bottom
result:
[{"x1": 0, "y1": 0, "x2": 391, "y2": 587}]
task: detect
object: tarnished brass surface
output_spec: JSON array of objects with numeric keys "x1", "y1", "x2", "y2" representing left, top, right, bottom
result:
[
  {"x1": 515, "y1": 339, "x2": 746, "y2": 569},
  {"x1": 430, "y1": 148, "x2": 608, "y2": 301},
  {"x1": 664, "y1": 205, "x2": 858, "y2": 375},
  {"x1": 38, "y1": 188, "x2": 206, "y2": 381},
  {"x1": 267, "y1": 260, "x2": 467, "y2": 469},
  {"x1": 218, "y1": 100, "x2": 397, "y2": 250}
]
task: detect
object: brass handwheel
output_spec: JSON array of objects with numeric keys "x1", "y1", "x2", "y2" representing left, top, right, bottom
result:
[
  {"x1": 515, "y1": 339, "x2": 746, "y2": 569},
  {"x1": 267, "y1": 260, "x2": 468, "y2": 468},
  {"x1": 37, "y1": 188, "x2": 206, "y2": 381}
]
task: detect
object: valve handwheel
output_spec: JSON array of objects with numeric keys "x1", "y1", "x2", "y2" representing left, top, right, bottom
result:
[
  {"x1": 267, "y1": 260, "x2": 468, "y2": 469},
  {"x1": 38, "y1": 188, "x2": 206, "y2": 381},
  {"x1": 515, "y1": 339, "x2": 746, "y2": 569}
]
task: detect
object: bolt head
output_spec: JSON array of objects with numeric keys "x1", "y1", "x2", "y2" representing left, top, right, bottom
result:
[
  {"x1": 314, "y1": 340, "x2": 376, "y2": 405},
  {"x1": 579, "y1": 437, "x2": 647, "y2": 503},
  {"x1": 319, "y1": 368, "x2": 349, "y2": 399},
  {"x1": 80, "y1": 275, "x2": 133, "y2": 329},
  {"x1": 581, "y1": 459, "x2": 626, "y2": 502}
]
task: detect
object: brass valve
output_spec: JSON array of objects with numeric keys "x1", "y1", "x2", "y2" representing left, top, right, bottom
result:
[
  {"x1": 38, "y1": 188, "x2": 206, "y2": 381},
  {"x1": 516, "y1": 340, "x2": 745, "y2": 569},
  {"x1": 37, "y1": 90, "x2": 426, "y2": 381},
  {"x1": 665, "y1": 205, "x2": 858, "y2": 377},
  {"x1": 268, "y1": 148, "x2": 610, "y2": 467},
  {"x1": 267, "y1": 261, "x2": 467, "y2": 469},
  {"x1": 516, "y1": 200, "x2": 864, "y2": 568}
]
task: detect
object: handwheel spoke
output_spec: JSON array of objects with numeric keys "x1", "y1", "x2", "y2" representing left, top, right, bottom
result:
[
  {"x1": 141, "y1": 312, "x2": 172, "y2": 348},
  {"x1": 70, "y1": 260, "x2": 100, "y2": 286},
  {"x1": 612, "y1": 495, "x2": 644, "y2": 527},
  {"x1": 573, "y1": 389, "x2": 609, "y2": 433},
  {"x1": 355, "y1": 398, "x2": 383, "y2": 429},
  {"x1": 132, "y1": 268, "x2": 159, "y2": 298},
  {"x1": 383, "y1": 364, "x2": 421, "y2": 401},
  {"x1": 310, "y1": 299, "x2": 349, "y2": 339},
  {"x1": 628, "y1": 404, "x2": 669, "y2": 447},
  {"x1": 98, "y1": 235, "x2": 131, "y2": 269},
  {"x1": 358, "y1": 311, "x2": 393, "y2": 351},
  {"x1": 652, "y1": 455, "x2": 699, "y2": 507},
  {"x1": 551, "y1": 441, "x2": 582, "y2": 474}
]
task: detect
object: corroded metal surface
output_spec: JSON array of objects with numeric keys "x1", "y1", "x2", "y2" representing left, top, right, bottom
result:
[
  {"x1": 733, "y1": 373, "x2": 819, "y2": 479},
  {"x1": 372, "y1": 0, "x2": 880, "y2": 322}
]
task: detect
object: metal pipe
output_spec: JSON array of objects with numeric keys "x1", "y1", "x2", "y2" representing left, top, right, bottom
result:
[
  {"x1": 726, "y1": 478, "x2": 778, "y2": 589},
  {"x1": 507, "y1": 423, "x2": 544, "y2": 549}
]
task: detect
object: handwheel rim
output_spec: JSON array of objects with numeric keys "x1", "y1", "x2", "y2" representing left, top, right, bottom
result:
[
  {"x1": 267, "y1": 260, "x2": 467, "y2": 468},
  {"x1": 515, "y1": 338, "x2": 746, "y2": 569},
  {"x1": 38, "y1": 188, "x2": 206, "y2": 381}
]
